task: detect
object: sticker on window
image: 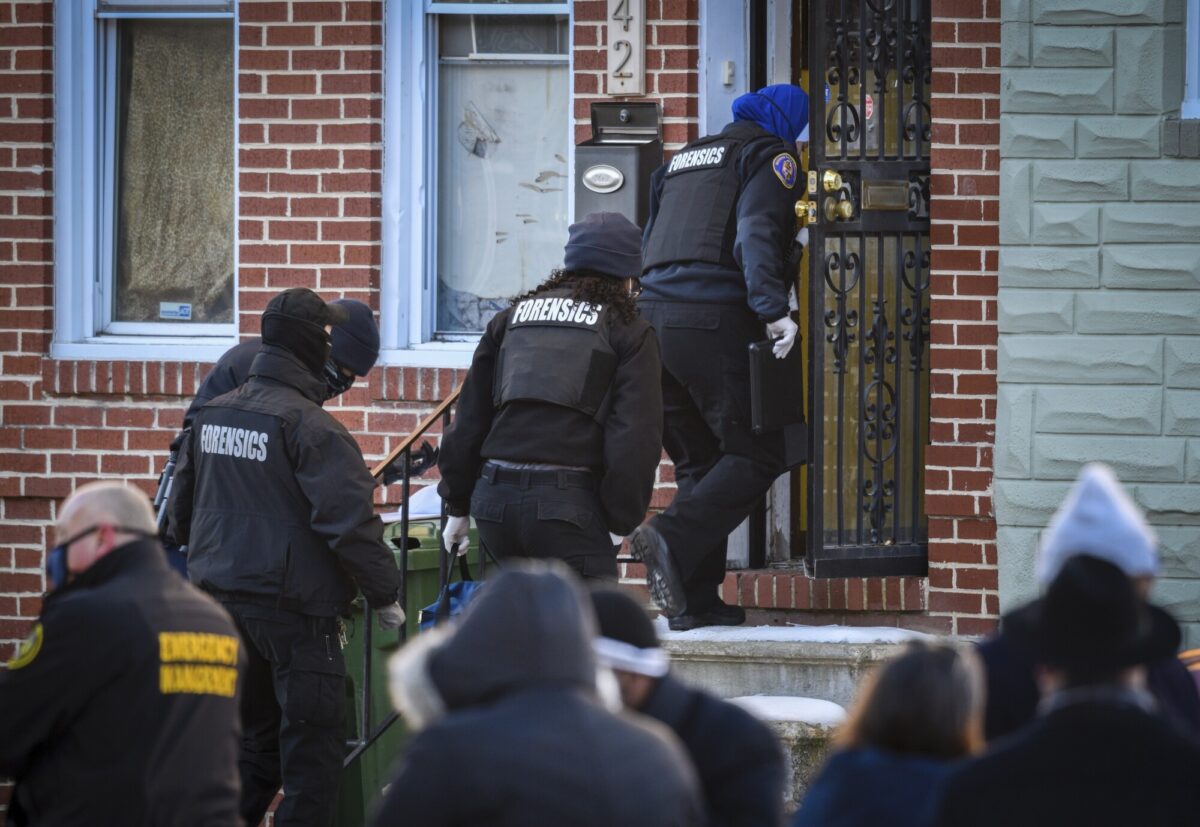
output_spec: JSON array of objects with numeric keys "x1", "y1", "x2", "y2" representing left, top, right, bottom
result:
[{"x1": 159, "y1": 302, "x2": 193, "y2": 320}]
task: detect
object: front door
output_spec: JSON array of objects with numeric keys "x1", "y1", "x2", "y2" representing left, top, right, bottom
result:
[{"x1": 802, "y1": 0, "x2": 932, "y2": 577}]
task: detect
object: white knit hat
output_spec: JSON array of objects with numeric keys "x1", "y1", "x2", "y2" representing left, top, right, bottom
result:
[{"x1": 1036, "y1": 463, "x2": 1159, "y2": 587}]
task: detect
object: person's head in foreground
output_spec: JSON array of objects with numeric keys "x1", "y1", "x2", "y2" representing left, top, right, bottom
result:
[
  {"x1": 588, "y1": 584, "x2": 671, "y2": 709},
  {"x1": 1032, "y1": 553, "x2": 1178, "y2": 696},
  {"x1": 732, "y1": 83, "x2": 810, "y2": 154},
  {"x1": 837, "y1": 640, "x2": 985, "y2": 759}
]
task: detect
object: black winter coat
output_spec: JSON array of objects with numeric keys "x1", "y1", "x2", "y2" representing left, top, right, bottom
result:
[
  {"x1": 0, "y1": 540, "x2": 242, "y2": 826},
  {"x1": 931, "y1": 697, "x2": 1200, "y2": 826},
  {"x1": 437, "y1": 297, "x2": 663, "y2": 536},
  {"x1": 978, "y1": 600, "x2": 1200, "y2": 741},
  {"x1": 642, "y1": 673, "x2": 786, "y2": 827},
  {"x1": 169, "y1": 345, "x2": 401, "y2": 615},
  {"x1": 639, "y1": 120, "x2": 798, "y2": 323},
  {"x1": 372, "y1": 568, "x2": 704, "y2": 827},
  {"x1": 174, "y1": 338, "x2": 261, "y2": 450}
]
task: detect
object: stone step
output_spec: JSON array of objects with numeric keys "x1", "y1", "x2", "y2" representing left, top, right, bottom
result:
[
  {"x1": 658, "y1": 622, "x2": 930, "y2": 707},
  {"x1": 730, "y1": 695, "x2": 846, "y2": 810}
]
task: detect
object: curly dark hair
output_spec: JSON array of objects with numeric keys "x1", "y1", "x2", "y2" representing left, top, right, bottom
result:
[{"x1": 511, "y1": 269, "x2": 640, "y2": 323}]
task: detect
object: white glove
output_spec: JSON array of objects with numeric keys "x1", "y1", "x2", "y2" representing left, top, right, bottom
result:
[
  {"x1": 609, "y1": 533, "x2": 625, "y2": 549},
  {"x1": 766, "y1": 316, "x2": 799, "y2": 359},
  {"x1": 795, "y1": 226, "x2": 809, "y2": 249},
  {"x1": 376, "y1": 601, "x2": 406, "y2": 631},
  {"x1": 443, "y1": 515, "x2": 470, "y2": 557}
]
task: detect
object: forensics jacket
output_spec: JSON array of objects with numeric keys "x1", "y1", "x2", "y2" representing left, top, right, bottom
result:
[
  {"x1": 438, "y1": 287, "x2": 663, "y2": 536},
  {"x1": 0, "y1": 540, "x2": 243, "y2": 826},
  {"x1": 169, "y1": 346, "x2": 401, "y2": 616}
]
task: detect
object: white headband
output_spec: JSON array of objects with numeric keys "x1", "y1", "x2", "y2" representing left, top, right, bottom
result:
[{"x1": 592, "y1": 636, "x2": 670, "y2": 678}]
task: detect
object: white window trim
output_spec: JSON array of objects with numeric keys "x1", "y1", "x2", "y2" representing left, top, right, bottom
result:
[
  {"x1": 52, "y1": 2, "x2": 239, "y2": 362},
  {"x1": 1185, "y1": 0, "x2": 1200, "y2": 119},
  {"x1": 380, "y1": 0, "x2": 573, "y2": 368}
]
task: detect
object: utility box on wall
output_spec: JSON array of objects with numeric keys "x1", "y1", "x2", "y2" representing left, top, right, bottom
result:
[{"x1": 574, "y1": 102, "x2": 662, "y2": 228}]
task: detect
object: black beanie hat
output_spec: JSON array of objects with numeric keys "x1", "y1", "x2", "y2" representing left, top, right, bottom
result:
[
  {"x1": 562, "y1": 212, "x2": 643, "y2": 279},
  {"x1": 260, "y1": 288, "x2": 349, "y2": 376},
  {"x1": 589, "y1": 586, "x2": 670, "y2": 677},
  {"x1": 329, "y1": 299, "x2": 380, "y2": 377}
]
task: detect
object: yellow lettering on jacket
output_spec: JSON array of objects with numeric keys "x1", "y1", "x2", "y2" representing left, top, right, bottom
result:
[
  {"x1": 159, "y1": 631, "x2": 240, "y2": 666},
  {"x1": 159, "y1": 664, "x2": 238, "y2": 698}
]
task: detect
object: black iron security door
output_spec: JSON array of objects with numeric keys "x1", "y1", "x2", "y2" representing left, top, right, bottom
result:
[{"x1": 803, "y1": 0, "x2": 931, "y2": 577}]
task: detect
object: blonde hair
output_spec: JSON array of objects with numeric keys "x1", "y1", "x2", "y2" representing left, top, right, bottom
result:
[
  {"x1": 835, "y1": 640, "x2": 985, "y2": 758},
  {"x1": 62, "y1": 481, "x2": 157, "y2": 536}
]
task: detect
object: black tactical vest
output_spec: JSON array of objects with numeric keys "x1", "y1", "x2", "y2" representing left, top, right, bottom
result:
[
  {"x1": 642, "y1": 121, "x2": 764, "y2": 271},
  {"x1": 494, "y1": 288, "x2": 618, "y2": 422}
]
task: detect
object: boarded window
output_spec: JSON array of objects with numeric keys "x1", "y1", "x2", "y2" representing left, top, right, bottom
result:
[{"x1": 113, "y1": 20, "x2": 234, "y2": 324}]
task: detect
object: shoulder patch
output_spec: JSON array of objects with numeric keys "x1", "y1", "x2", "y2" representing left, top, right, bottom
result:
[
  {"x1": 7, "y1": 622, "x2": 43, "y2": 670},
  {"x1": 772, "y1": 153, "x2": 797, "y2": 189}
]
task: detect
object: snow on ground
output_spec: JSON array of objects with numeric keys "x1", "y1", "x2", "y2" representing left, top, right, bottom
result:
[
  {"x1": 655, "y1": 616, "x2": 933, "y2": 645},
  {"x1": 730, "y1": 695, "x2": 847, "y2": 726}
]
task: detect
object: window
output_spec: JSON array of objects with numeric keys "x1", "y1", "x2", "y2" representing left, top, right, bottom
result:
[
  {"x1": 54, "y1": 1, "x2": 236, "y2": 359},
  {"x1": 382, "y1": 1, "x2": 572, "y2": 360},
  {"x1": 1185, "y1": 0, "x2": 1200, "y2": 119}
]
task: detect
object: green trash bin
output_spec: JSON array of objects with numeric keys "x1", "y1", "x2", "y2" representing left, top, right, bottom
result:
[{"x1": 335, "y1": 518, "x2": 477, "y2": 827}]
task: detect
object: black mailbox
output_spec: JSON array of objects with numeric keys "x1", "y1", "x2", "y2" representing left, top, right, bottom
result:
[{"x1": 575, "y1": 102, "x2": 663, "y2": 228}]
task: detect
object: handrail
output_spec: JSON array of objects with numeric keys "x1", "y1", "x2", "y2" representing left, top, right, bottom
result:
[
  {"x1": 370, "y1": 388, "x2": 461, "y2": 480},
  {"x1": 344, "y1": 385, "x2": 462, "y2": 770}
]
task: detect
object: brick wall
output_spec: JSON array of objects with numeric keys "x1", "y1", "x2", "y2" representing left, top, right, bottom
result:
[
  {"x1": 0, "y1": 0, "x2": 1008, "y2": 672},
  {"x1": 573, "y1": 0, "x2": 701, "y2": 151},
  {"x1": 0, "y1": 0, "x2": 55, "y2": 656},
  {"x1": 926, "y1": 0, "x2": 1001, "y2": 636}
]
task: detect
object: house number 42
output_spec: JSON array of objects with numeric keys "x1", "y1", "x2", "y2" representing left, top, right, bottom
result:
[{"x1": 607, "y1": 0, "x2": 644, "y2": 96}]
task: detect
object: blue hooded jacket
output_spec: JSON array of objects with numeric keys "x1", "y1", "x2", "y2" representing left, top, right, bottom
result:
[{"x1": 732, "y1": 84, "x2": 809, "y2": 143}]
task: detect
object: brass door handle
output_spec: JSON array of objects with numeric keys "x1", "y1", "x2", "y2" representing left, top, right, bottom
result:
[
  {"x1": 822, "y1": 170, "x2": 843, "y2": 193},
  {"x1": 823, "y1": 196, "x2": 854, "y2": 222},
  {"x1": 794, "y1": 199, "x2": 818, "y2": 226}
]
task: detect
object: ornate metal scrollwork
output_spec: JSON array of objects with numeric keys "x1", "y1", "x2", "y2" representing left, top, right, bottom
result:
[
  {"x1": 907, "y1": 173, "x2": 930, "y2": 219},
  {"x1": 903, "y1": 100, "x2": 932, "y2": 146},
  {"x1": 900, "y1": 247, "x2": 931, "y2": 373},
  {"x1": 866, "y1": 0, "x2": 898, "y2": 93},
  {"x1": 823, "y1": 251, "x2": 861, "y2": 374},
  {"x1": 861, "y1": 299, "x2": 899, "y2": 544}
]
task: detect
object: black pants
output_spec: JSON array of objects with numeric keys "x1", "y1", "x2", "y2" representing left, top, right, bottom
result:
[
  {"x1": 470, "y1": 465, "x2": 618, "y2": 580},
  {"x1": 639, "y1": 301, "x2": 790, "y2": 612},
  {"x1": 224, "y1": 602, "x2": 346, "y2": 827}
]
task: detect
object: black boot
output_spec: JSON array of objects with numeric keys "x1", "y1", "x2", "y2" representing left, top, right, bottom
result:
[
  {"x1": 667, "y1": 600, "x2": 746, "y2": 631},
  {"x1": 629, "y1": 524, "x2": 686, "y2": 617}
]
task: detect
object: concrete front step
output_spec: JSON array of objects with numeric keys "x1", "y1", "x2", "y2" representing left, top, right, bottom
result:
[
  {"x1": 658, "y1": 621, "x2": 931, "y2": 708},
  {"x1": 730, "y1": 695, "x2": 846, "y2": 810}
]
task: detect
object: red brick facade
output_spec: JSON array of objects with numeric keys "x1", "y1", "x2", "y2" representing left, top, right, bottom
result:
[{"x1": 0, "y1": 0, "x2": 1001, "y2": 671}]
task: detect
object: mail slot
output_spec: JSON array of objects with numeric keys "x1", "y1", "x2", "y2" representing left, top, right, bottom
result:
[{"x1": 574, "y1": 102, "x2": 662, "y2": 228}]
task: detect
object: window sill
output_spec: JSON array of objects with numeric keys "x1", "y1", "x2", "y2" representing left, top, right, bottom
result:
[
  {"x1": 50, "y1": 336, "x2": 239, "y2": 362},
  {"x1": 1163, "y1": 118, "x2": 1200, "y2": 158},
  {"x1": 377, "y1": 342, "x2": 478, "y2": 369}
]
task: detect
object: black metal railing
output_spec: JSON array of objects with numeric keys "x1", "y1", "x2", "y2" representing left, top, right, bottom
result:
[{"x1": 343, "y1": 387, "x2": 461, "y2": 769}]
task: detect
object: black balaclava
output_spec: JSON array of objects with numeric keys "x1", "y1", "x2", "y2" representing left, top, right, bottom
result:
[{"x1": 260, "y1": 288, "x2": 347, "y2": 376}]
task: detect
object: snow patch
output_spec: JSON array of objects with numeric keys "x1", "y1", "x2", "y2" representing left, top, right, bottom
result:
[
  {"x1": 655, "y1": 617, "x2": 933, "y2": 645},
  {"x1": 730, "y1": 695, "x2": 847, "y2": 727}
]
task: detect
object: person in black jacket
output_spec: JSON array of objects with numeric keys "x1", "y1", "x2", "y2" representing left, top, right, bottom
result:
[
  {"x1": 0, "y1": 481, "x2": 242, "y2": 826},
  {"x1": 931, "y1": 555, "x2": 1200, "y2": 827},
  {"x1": 633, "y1": 85, "x2": 810, "y2": 630},
  {"x1": 977, "y1": 464, "x2": 1200, "y2": 742},
  {"x1": 373, "y1": 562, "x2": 703, "y2": 827},
  {"x1": 589, "y1": 586, "x2": 786, "y2": 827},
  {"x1": 168, "y1": 288, "x2": 403, "y2": 827},
  {"x1": 160, "y1": 299, "x2": 380, "y2": 574},
  {"x1": 437, "y1": 212, "x2": 663, "y2": 580}
]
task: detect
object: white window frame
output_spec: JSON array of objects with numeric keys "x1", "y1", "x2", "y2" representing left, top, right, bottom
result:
[
  {"x1": 52, "y1": 1, "x2": 238, "y2": 361},
  {"x1": 1185, "y1": 0, "x2": 1200, "y2": 119},
  {"x1": 380, "y1": 0, "x2": 573, "y2": 368}
]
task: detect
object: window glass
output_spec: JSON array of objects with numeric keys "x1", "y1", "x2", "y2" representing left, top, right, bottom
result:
[
  {"x1": 114, "y1": 19, "x2": 234, "y2": 324},
  {"x1": 435, "y1": 16, "x2": 569, "y2": 334}
]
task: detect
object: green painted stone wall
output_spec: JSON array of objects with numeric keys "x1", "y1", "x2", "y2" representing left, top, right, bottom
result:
[{"x1": 997, "y1": 0, "x2": 1200, "y2": 644}]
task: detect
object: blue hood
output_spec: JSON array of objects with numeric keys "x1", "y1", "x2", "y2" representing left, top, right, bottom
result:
[{"x1": 731, "y1": 84, "x2": 810, "y2": 143}]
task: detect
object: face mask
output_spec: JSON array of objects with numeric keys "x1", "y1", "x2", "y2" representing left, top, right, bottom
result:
[
  {"x1": 46, "y1": 524, "x2": 102, "y2": 592},
  {"x1": 322, "y1": 359, "x2": 355, "y2": 401}
]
